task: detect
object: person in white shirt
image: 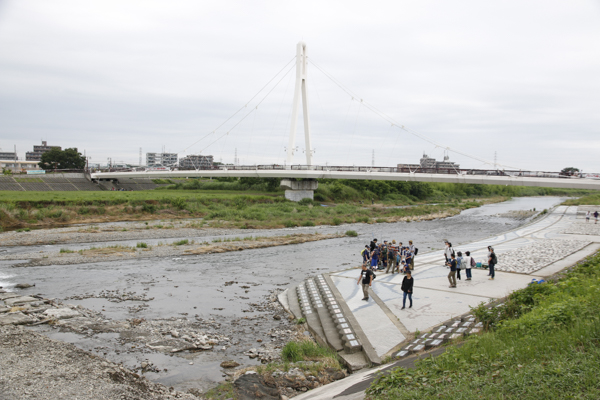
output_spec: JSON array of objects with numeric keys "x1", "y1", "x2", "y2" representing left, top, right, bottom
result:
[{"x1": 463, "y1": 251, "x2": 474, "y2": 280}]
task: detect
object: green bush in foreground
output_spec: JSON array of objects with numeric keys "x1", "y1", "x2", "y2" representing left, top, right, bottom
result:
[
  {"x1": 282, "y1": 340, "x2": 338, "y2": 363},
  {"x1": 367, "y1": 252, "x2": 600, "y2": 400}
]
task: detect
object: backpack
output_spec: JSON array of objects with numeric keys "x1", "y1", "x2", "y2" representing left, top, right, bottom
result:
[
  {"x1": 470, "y1": 257, "x2": 476, "y2": 267},
  {"x1": 491, "y1": 253, "x2": 498, "y2": 264},
  {"x1": 414, "y1": 247, "x2": 419, "y2": 256},
  {"x1": 451, "y1": 248, "x2": 455, "y2": 257}
]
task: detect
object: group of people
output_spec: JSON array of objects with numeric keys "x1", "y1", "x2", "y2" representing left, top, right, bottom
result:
[
  {"x1": 358, "y1": 238, "x2": 417, "y2": 309},
  {"x1": 357, "y1": 239, "x2": 500, "y2": 311},
  {"x1": 360, "y1": 238, "x2": 418, "y2": 275},
  {"x1": 444, "y1": 241, "x2": 497, "y2": 288},
  {"x1": 585, "y1": 211, "x2": 599, "y2": 224}
]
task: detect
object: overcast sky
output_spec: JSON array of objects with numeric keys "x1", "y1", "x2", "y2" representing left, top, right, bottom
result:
[{"x1": 1, "y1": 0, "x2": 599, "y2": 172}]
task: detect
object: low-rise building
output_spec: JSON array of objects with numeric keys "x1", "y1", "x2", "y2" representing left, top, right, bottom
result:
[
  {"x1": 146, "y1": 152, "x2": 178, "y2": 167},
  {"x1": 0, "y1": 150, "x2": 17, "y2": 160},
  {"x1": 397, "y1": 153, "x2": 460, "y2": 171},
  {"x1": 179, "y1": 154, "x2": 214, "y2": 169},
  {"x1": 26, "y1": 141, "x2": 61, "y2": 161},
  {"x1": 0, "y1": 160, "x2": 42, "y2": 173}
]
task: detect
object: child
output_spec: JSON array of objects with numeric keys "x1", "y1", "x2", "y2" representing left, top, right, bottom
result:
[
  {"x1": 456, "y1": 251, "x2": 463, "y2": 280},
  {"x1": 463, "y1": 251, "x2": 474, "y2": 280}
]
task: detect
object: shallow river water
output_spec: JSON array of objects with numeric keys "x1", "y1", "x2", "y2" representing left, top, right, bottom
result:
[{"x1": 0, "y1": 196, "x2": 567, "y2": 392}]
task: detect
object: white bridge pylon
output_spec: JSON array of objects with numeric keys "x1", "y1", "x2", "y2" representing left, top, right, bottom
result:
[{"x1": 286, "y1": 41, "x2": 313, "y2": 167}]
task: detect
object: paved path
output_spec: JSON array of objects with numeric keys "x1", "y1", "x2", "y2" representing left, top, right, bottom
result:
[{"x1": 295, "y1": 205, "x2": 600, "y2": 400}]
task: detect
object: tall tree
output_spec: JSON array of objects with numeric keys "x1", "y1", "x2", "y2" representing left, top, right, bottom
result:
[
  {"x1": 39, "y1": 148, "x2": 85, "y2": 170},
  {"x1": 560, "y1": 167, "x2": 580, "y2": 176}
]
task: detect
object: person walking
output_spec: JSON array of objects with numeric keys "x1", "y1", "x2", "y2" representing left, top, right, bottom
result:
[
  {"x1": 456, "y1": 251, "x2": 463, "y2": 280},
  {"x1": 463, "y1": 251, "x2": 474, "y2": 280},
  {"x1": 401, "y1": 270, "x2": 414, "y2": 309},
  {"x1": 595, "y1": 211, "x2": 599, "y2": 224},
  {"x1": 447, "y1": 253, "x2": 457, "y2": 288},
  {"x1": 488, "y1": 246, "x2": 497, "y2": 280},
  {"x1": 357, "y1": 264, "x2": 374, "y2": 301},
  {"x1": 586, "y1": 211, "x2": 591, "y2": 223}
]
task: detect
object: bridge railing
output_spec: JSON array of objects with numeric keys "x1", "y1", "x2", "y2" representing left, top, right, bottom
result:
[{"x1": 95, "y1": 164, "x2": 595, "y2": 180}]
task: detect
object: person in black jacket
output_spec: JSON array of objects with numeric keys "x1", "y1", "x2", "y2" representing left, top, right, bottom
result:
[{"x1": 401, "y1": 270, "x2": 414, "y2": 309}]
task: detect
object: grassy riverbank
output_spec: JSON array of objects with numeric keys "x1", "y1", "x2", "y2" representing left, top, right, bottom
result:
[
  {"x1": 0, "y1": 189, "x2": 501, "y2": 231},
  {"x1": 563, "y1": 193, "x2": 600, "y2": 206},
  {"x1": 366, "y1": 251, "x2": 600, "y2": 400}
]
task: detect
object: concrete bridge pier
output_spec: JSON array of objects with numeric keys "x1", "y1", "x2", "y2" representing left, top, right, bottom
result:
[{"x1": 280, "y1": 179, "x2": 318, "y2": 202}]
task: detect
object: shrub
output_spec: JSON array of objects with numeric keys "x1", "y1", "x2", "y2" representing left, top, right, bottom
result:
[
  {"x1": 136, "y1": 242, "x2": 148, "y2": 248},
  {"x1": 171, "y1": 197, "x2": 187, "y2": 210},
  {"x1": 284, "y1": 220, "x2": 296, "y2": 228},
  {"x1": 173, "y1": 239, "x2": 189, "y2": 246},
  {"x1": 346, "y1": 230, "x2": 358, "y2": 237},
  {"x1": 141, "y1": 203, "x2": 156, "y2": 213},
  {"x1": 297, "y1": 198, "x2": 314, "y2": 206},
  {"x1": 332, "y1": 217, "x2": 342, "y2": 225},
  {"x1": 302, "y1": 221, "x2": 316, "y2": 227}
]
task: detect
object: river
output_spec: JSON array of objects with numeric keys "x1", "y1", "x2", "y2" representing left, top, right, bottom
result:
[{"x1": 0, "y1": 196, "x2": 567, "y2": 392}]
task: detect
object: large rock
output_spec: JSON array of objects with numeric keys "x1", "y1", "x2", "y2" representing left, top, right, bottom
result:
[
  {"x1": 0, "y1": 312, "x2": 34, "y2": 325},
  {"x1": 0, "y1": 292, "x2": 19, "y2": 301},
  {"x1": 15, "y1": 283, "x2": 35, "y2": 289},
  {"x1": 234, "y1": 373, "x2": 280, "y2": 400},
  {"x1": 43, "y1": 308, "x2": 80, "y2": 320},
  {"x1": 4, "y1": 296, "x2": 38, "y2": 307}
]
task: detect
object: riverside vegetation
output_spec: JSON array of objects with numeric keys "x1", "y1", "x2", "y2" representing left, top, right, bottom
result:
[
  {"x1": 0, "y1": 179, "x2": 590, "y2": 231},
  {"x1": 366, "y1": 250, "x2": 600, "y2": 400}
]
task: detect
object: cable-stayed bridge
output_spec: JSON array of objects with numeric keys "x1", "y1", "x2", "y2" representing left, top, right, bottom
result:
[{"x1": 91, "y1": 42, "x2": 600, "y2": 197}]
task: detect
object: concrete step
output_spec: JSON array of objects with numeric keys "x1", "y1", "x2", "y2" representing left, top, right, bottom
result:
[
  {"x1": 285, "y1": 285, "x2": 303, "y2": 319},
  {"x1": 294, "y1": 275, "x2": 364, "y2": 354}
]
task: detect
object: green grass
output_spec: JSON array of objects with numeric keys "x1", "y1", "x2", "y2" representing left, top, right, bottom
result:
[
  {"x1": 563, "y1": 193, "x2": 600, "y2": 206},
  {"x1": 366, "y1": 251, "x2": 600, "y2": 400},
  {"x1": 0, "y1": 189, "x2": 276, "y2": 204},
  {"x1": 345, "y1": 230, "x2": 358, "y2": 237},
  {"x1": 202, "y1": 382, "x2": 237, "y2": 400},
  {"x1": 281, "y1": 340, "x2": 339, "y2": 363},
  {"x1": 136, "y1": 242, "x2": 148, "y2": 248},
  {"x1": 173, "y1": 239, "x2": 189, "y2": 246}
]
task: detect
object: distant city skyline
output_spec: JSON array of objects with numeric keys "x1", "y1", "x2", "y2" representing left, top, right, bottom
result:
[{"x1": 1, "y1": 1, "x2": 599, "y2": 172}]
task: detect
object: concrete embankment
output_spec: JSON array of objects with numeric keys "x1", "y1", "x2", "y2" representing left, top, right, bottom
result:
[{"x1": 291, "y1": 205, "x2": 600, "y2": 400}]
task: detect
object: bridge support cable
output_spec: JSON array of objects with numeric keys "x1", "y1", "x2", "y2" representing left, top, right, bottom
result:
[
  {"x1": 308, "y1": 58, "x2": 522, "y2": 171},
  {"x1": 195, "y1": 62, "x2": 296, "y2": 156},
  {"x1": 175, "y1": 55, "x2": 296, "y2": 161}
]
